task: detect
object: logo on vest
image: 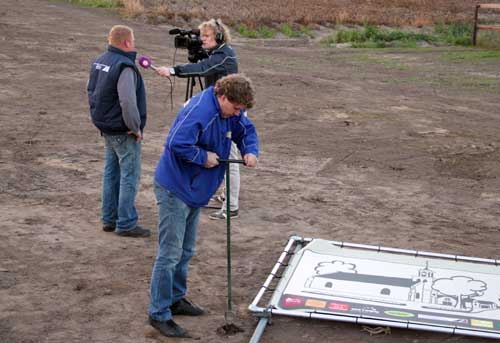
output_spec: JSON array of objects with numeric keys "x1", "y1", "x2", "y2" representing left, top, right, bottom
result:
[{"x1": 94, "y1": 62, "x2": 110, "y2": 72}]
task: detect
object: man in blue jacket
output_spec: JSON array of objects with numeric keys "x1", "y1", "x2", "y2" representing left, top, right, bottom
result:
[
  {"x1": 148, "y1": 74, "x2": 258, "y2": 338},
  {"x1": 157, "y1": 18, "x2": 244, "y2": 221},
  {"x1": 87, "y1": 25, "x2": 150, "y2": 238}
]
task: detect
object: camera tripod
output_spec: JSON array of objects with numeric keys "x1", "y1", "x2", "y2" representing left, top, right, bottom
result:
[{"x1": 184, "y1": 75, "x2": 204, "y2": 101}]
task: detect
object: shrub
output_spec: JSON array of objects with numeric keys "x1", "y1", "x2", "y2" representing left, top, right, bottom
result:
[
  {"x1": 238, "y1": 24, "x2": 277, "y2": 39},
  {"x1": 281, "y1": 23, "x2": 301, "y2": 37},
  {"x1": 238, "y1": 24, "x2": 259, "y2": 38},
  {"x1": 434, "y1": 23, "x2": 473, "y2": 46},
  {"x1": 258, "y1": 26, "x2": 277, "y2": 38},
  {"x1": 325, "y1": 25, "x2": 439, "y2": 48}
]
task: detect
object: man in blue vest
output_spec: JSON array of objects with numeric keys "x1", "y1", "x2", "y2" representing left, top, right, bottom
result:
[
  {"x1": 148, "y1": 74, "x2": 258, "y2": 338},
  {"x1": 87, "y1": 25, "x2": 150, "y2": 238}
]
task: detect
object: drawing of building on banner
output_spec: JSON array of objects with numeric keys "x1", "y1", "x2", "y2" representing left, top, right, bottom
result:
[{"x1": 304, "y1": 260, "x2": 499, "y2": 313}]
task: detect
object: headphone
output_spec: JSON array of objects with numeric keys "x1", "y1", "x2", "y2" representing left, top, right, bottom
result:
[{"x1": 214, "y1": 19, "x2": 225, "y2": 44}]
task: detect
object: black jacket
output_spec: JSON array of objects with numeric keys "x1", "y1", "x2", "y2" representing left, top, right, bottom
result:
[{"x1": 174, "y1": 43, "x2": 238, "y2": 88}]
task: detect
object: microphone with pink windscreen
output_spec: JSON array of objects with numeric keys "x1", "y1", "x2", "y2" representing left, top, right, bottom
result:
[{"x1": 138, "y1": 56, "x2": 157, "y2": 71}]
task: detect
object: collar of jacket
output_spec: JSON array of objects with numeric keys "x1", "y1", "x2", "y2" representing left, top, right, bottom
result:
[
  {"x1": 208, "y1": 43, "x2": 226, "y2": 54},
  {"x1": 209, "y1": 86, "x2": 223, "y2": 116},
  {"x1": 107, "y1": 45, "x2": 137, "y2": 63}
]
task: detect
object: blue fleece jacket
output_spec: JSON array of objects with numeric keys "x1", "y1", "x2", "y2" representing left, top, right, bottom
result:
[{"x1": 155, "y1": 86, "x2": 258, "y2": 208}]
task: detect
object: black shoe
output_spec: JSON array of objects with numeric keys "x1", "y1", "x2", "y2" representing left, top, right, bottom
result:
[
  {"x1": 102, "y1": 224, "x2": 115, "y2": 232},
  {"x1": 171, "y1": 298, "x2": 205, "y2": 316},
  {"x1": 115, "y1": 225, "x2": 151, "y2": 237},
  {"x1": 149, "y1": 317, "x2": 190, "y2": 338}
]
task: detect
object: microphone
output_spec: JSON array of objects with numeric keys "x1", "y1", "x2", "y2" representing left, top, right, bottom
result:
[
  {"x1": 138, "y1": 56, "x2": 157, "y2": 71},
  {"x1": 169, "y1": 28, "x2": 181, "y2": 35}
]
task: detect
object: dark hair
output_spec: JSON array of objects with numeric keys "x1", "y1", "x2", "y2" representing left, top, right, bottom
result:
[{"x1": 214, "y1": 74, "x2": 255, "y2": 109}]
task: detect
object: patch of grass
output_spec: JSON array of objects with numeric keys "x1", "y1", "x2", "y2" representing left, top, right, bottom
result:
[
  {"x1": 238, "y1": 24, "x2": 277, "y2": 39},
  {"x1": 352, "y1": 40, "x2": 419, "y2": 49},
  {"x1": 328, "y1": 25, "x2": 435, "y2": 48},
  {"x1": 258, "y1": 26, "x2": 277, "y2": 38},
  {"x1": 441, "y1": 50, "x2": 500, "y2": 61},
  {"x1": 281, "y1": 23, "x2": 301, "y2": 38},
  {"x1": 66, "y1": 0, "x2": 122, "y2": 8},
  {"x1": 321, "y1": 23, "x2": 482, "y2": 49},
  {"x1": 385, "y1": 73, "x2": 497, "y2": 91},
  {"x1": 434, "y1": 23, "x2": 472, "y2": 46},
  {"x1": 239, "y1": 23, "x2": 313, "y2": 39},
  {"x1": 352, "y1": 54, "x2": 410, "y2": 70},
  {"x1": 459, "y1": 76, "x2": 496, "y2": 88},
  {"x1": 280, "y1": 23, "x2": 314, "y2": 38},
  {"x1": 238, "y1": 24, "x2": 259, "y2": 38},
  {"x1": 299, "y1": 25, "x2": 315, "y2": 38},
  {"x1": 475, "y1": 30, "x2": 500, "y2": 49},
  {"x1": 335, "y1": 28, "x2": 365, "y2": 43}
]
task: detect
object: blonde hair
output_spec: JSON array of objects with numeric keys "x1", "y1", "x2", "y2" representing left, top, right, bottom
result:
[
  {"x1": 199, "y1": 19, "x2": 231, "y2": 44},
  {"x1": 215, "y1": 74, "x2": 255, "y2": 109},
  {"x1": 108, "y1": 25, "x2": 134, "y2": 46}
]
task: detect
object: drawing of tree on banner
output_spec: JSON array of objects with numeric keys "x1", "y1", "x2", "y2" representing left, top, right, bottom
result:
[{"x1": 432, "y1": 276, "x2": 489, "y2": 311}]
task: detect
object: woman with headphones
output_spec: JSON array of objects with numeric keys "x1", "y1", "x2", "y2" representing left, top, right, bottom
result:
[
  {"x1": 156, "y1": 19, "x2": 243, "y2": 221},
  {"x1": 156, "y1": 18, "x2": 237, "y2": 88}
]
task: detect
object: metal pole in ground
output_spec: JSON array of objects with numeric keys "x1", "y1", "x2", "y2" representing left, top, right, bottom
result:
[
  {"x1": 225, "y1": 159, "x2": 233, "y2": 318},
  {"x1": 217, "y1": 158, "x2": 245, "y2": 331}
]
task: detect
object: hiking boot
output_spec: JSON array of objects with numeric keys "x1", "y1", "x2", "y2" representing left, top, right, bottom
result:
[
  {"x1": 149, "y1": 317, "x2": 190, "y2": 338},
  {"x1": 208, "y1": 209, "x2": 239, "y2": 220},
  {"x1": 171, "y1": 298, "x2": 205, "y2": 316},
  {"x1": 102, "y1": 224, "x2": 115, "y2": 232},
  {"x1": 115, "y1": 225, "x2": 151, "y2": 238}
]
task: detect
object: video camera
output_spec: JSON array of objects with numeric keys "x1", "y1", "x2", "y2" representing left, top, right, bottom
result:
[{"x1": 169, "y1": 28, "x2": 208, "y2": 63}]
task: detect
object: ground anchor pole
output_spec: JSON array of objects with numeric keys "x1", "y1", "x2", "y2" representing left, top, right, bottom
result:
[{"x1": 217, "y1": 158, "x2": 246, "y2": 335}]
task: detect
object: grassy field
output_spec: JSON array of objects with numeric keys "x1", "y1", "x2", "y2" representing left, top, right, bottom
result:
[
  {"x1": 63, "y1": 0, "x2": 500, "y2": 48},
  {"x1": 65, "y1": 0, "x2": 500, "y2": 26},
  {"x1": 147, "y1": 0, "x2": 500, "y2": 27}
]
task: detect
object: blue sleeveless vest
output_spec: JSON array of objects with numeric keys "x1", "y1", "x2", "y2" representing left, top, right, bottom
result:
[{"x1": 88, "y1": 46, "x2": 147, "y2": 134}]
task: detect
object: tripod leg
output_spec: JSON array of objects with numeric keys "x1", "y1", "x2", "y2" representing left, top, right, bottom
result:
[
  {"x1": 185, "y1": 76, "x2": 191, "y2": 101},
  {"x1": 189, "y1": 77, "x2": 196, "y2": 99},
  {"x1": 198, "y1": 76, "x2": 204, "y2": 91}
]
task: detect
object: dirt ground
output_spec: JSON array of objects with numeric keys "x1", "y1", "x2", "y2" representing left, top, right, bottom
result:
[{"x1": 1, "y1": 1, "x2": 500, "y2": 342}]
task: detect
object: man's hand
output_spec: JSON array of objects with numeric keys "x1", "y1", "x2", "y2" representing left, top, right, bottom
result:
[
  {"x1": 128, "y1": 130, "x2": 142, "y2": 142},
  {"x1": 156, "y1": 66, "x2": 172, "y2": 78},
  {"x1": 243, "y1": 153, "x2": 258, "y2": 168},
  {"x1": 205, "y1": 151, "x2": 219, "y2": 168}
]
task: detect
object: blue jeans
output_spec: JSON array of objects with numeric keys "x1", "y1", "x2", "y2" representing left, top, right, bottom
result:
[
  {"x1": 149, "y1": 181, "x2": 201, "y2": 321},
  {"x1": 101, "y1": 134, "x2": 141, "y2": 232}
]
